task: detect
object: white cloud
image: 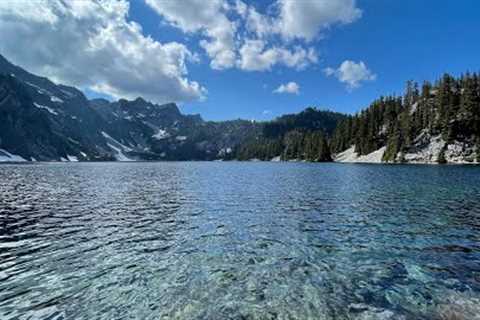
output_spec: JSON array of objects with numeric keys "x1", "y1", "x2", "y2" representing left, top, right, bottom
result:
[
  {"x1": 242, "y1": 3, "x2": 275, "y2": 38},
  {"x1": 0, "y1": 0, "x2": 365, "y2": 103},
  {"x1": 145, "y1": 0, "x2": 360, "y2": 72},
  {"x1": 239, "y1": 0, "x2": 361, "y2": 42},
  {"x1": 145, "y1": 0, "x2": 237, "y2": 70},
  {"x1": 262, "y1": 109, "x2": 272, "y2": 115},
  {"x1": 234, "y1": 0, "x2": 248, "y2": 17},
  {"x1": 276, "y1": 0, "x2": 362, "y2": 41},
  {"x1": 324, "y1": 60, "x2": 376, "y2": 89},
  {"x1": 0, "y1": 0, "x2": 205, "y2": 104},
  {"x1": 273, "y1": 82, "x2": 300, "y2": 95},
  {"x1": 238, "y1": 40, "x2": 316, "y2": 71}
]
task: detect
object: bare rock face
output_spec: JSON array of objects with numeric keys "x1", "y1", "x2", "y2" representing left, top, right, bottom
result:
[
  {"x1": 401, "y1": 130, "x2": 478, "y2": 164},
  {"x1": 335, "y1": 131, "x2": 479, "y2": 164},
  {"x1": 402, "y1": 131, "x2": 446, "y2": 163},
  {"x1": 0, "y1": 54, "x2": 260, "y2": 161},
  {"x1": 444, "y1": 140, "x2": 478, "y2": 163}
]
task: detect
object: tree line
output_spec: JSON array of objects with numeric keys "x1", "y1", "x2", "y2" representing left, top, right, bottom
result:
[
  {"x1": 234, "y1": 108, "x2": 344, "y2": 161},
  {"x1": 331, "y1": 72, "x2": 480, "y2": 162},
  {"x1": 235, "y1": 72, "x2": 480, "y2": 163}
]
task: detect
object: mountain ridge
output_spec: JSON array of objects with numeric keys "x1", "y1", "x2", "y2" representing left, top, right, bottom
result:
[
  {"x1": 0, "y1": 54, "x2": 263, "y2": 161},
  {"x1": 1, "y1": 53, "x2": 479, "y2": 164}
]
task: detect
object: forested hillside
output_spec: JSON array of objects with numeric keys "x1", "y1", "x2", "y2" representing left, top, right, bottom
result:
[
  {"x1": 235, "y1": 72, "x2": 480, "y2": 164},
  {"x1": 234, "y1": 108, "x2": 347, "y2": 161},
  {"x1": 331, "y1": 73, "x2": 480, "y2": 163},
  {"x1": 1, "y1": 49, "x2": 479, "y2": 164}
]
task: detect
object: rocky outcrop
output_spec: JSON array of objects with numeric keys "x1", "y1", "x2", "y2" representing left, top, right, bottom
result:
[
  {"x1": 401, "y1": 131, "x2": 446, "y2": 163},
  {"x1": 444, "y1": 140, "x2": 478, "y2": 164},
  {"x1": 1, "y1": 52, "x2": 479, "y2": 164},
  {"x1": 335, "y1": 132, "x2": 479, "y2": 164},
  {"x1": 401, "y1": 130, "x2": 478, "y2": 164},
  {"x1": 0, "y1": 54, "x2": 260, "y2": 162}
]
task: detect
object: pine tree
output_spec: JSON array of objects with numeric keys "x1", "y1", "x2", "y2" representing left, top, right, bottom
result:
[
  {"x1": 383, "y1": 123, "x2": 401, "y2": 162},
  {"x1": 236, "y1": 71, "x2": 480, "y2": 163},
  {"x1": 438, "y1": 147, "x2": 447, "y2": 164},
  {"x1": 420, "y1": 81, "x2": 433, "y2": 132},
  {"x1": 459, "y1": 74, "x2": 479, "y2": 137}
]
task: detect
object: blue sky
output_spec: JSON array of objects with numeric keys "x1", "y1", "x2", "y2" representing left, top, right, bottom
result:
[
  {"x1": 1, "y1": 0, "x2": 479, "y2": 121},
  {"x1": 133, "y1": 0, "x2": 480, "y2": 120}
]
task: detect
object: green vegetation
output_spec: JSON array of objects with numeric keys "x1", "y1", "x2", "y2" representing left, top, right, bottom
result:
[
  {"x1": 237, "y1": 72, "x2": 480, "y2": 163},
  {"x1": 235, "y1": 108, "x2": 345, "y2": 161},
  {"x1": 2, "y1": 46, "x2": 480, "y2": 163},
  {"x1": 330, "y1": 73, "x2": 480, "y2": 163}
]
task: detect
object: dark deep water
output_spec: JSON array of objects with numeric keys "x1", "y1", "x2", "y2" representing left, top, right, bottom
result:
[{"x1": 1, "y1": 162, "x2": 480, "y2": 319}]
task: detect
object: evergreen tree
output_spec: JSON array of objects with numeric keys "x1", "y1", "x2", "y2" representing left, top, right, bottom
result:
[
  {"x1": 238, "y1": 71, "x2": 480, "y2": 163},
  {"x1": 459, "y1": 74, "x2": 479, "y2": 136}
]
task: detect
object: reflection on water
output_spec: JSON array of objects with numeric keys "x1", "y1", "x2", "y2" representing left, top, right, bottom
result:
[{"x1": 1, "y1": 162, "x2": 480, "y2": 319}]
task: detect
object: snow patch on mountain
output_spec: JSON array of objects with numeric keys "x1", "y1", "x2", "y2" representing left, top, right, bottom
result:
[
  {"x1": 25, "y1": 81, "x2": 52, "y2": 96},
  {"x1": 152, "y1": 129, "x2": 170, "y2": 140},
  {"x1": 59, "y1": 88, "x2": 77, "y2": 98},
  {"x1": 101, "y1": 131, "x2": 133, "y2": 152},
  {"x1": 50, "y1": 96, "x2": 64, "y2": 103},
  {"x1": 107, "y1": 143, "x2": 134, "y2": 161},
  {"x1": 0, "y1": 149, "x2": 27, "y2": 162},
  {"x1": 335, "y1": 146, "x2": 386, "y2": 163},
  {"x1": 66, "y1": 155, "x2": 79, "y2": 162},
  {"x1": 34, "y1": 102, "x2": 58, "y2": 115}
]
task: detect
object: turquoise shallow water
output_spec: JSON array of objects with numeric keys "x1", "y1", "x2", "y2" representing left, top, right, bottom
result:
[{"x1": 0, "y1": 162, "x2": 480, "y2": 319}]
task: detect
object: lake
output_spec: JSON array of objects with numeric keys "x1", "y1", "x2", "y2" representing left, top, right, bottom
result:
[{"x1": 0, "y1": 162, "x2": 480, "y2": 319}]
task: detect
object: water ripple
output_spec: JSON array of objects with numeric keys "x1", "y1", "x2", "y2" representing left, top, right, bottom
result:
[{"x1": 0, "y1": 162, "x2": 480, "y2": 319}]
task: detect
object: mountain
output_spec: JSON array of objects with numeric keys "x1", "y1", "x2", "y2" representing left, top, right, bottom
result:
[
  {"x1": 234, "y1": 108, "x2": 347, "y2": 161},
  {"x1": 0, "y1": 54, "x2": 260, "y2": 161},
  {"x1": 0, "y1": 62, "x2": 109, "y2": 161},
  {"x1": 1, "y1": 53, "x2": 479, "y2": 164},
  {"x1": 234, "y1": 73, "x2": 480, "y2": 164},
  {"x1": 331, "y1": 76, "x2": 480, "y2": 164}
]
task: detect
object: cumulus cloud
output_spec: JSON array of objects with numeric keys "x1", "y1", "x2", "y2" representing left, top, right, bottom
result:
[
  {"x1": 145, "y1": 0, "x2": 360, "y2": 72},
  {"x1": 0, "y1": 0, "x2": 205, "y2": 104},
  {"x1": 241, "y1": 2, "x2": 275, "y2": 38},
  {"x1": 238, "y1": 0, "x2": 361, "y2": 42},
  {"x1": 324, "y1": 60, "x2": 376, "y2": 89},
  {"x1": 238, "y1": 40, "x2": 316, "y2": 71},
  {"x1": 145, "y1": 0, "x2": 237, "y2": 70},
  {"x1": 276, "y1": 0, "x2": 362, "y2": 41},
  {"x1": 273, "y1": 82, "x2": 300, "y2": 95}
]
